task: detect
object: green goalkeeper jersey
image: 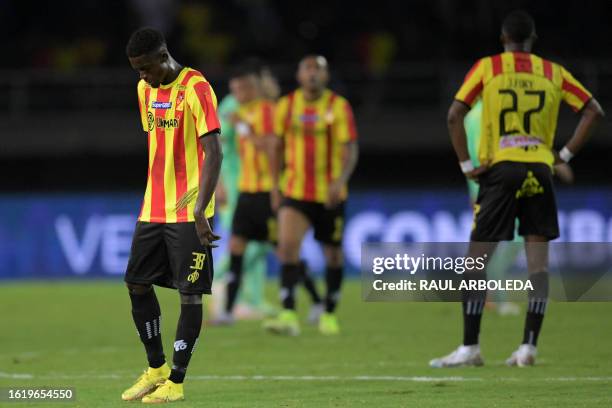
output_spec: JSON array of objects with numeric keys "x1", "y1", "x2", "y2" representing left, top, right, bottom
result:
[{"x1": 464, "y1": 99, "x2": 482, "y2": 201}]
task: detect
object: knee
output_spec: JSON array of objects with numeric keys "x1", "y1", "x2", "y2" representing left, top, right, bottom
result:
[
  {"x1": 229, "y1": 236, "x2": 247, "y2": 254},
  {"x1": 276, "y1": 241, "x2": 300, "y2": 263},
  {"x1": 126, "y1": 283, "x2": 152, "y2": 295},
  {"x1": 325, "y1": 248, "x2": 343, "y2": 268},
  {"x1": 180, "y1": 293, "x2": 203, "y2": 305}
]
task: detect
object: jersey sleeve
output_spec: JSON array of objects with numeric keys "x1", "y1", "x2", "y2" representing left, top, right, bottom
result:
[
  {"x1": 455, "y1": 59, "x2": 485, "y2": 107},
  {"x1": 261, "y1": 101, "x2": 275, "y2": 135},
  {"x1": 187, "y1": 79, "x2": 221, "y2": 137},
  {"x1": 560, "y1": 67, "x2": 592, "y2": 112},
  {"x1": 273, "y1": 96, "x2": 289, "y2": 137},
  {"x1": 137, "y1": 80, "x2": 148, "y2": 132},
  {"x1": 334, "y1": 98, "x2": 358, "y2": 143}
]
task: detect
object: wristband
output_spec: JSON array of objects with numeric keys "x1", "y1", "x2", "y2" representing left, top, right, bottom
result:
[
  {"x1": 559, "y1": 146, "x2": 574, "y2": 163},
  {"x1": 459, "y1": 160, "x2": 474, "y2": 174},
  {"x1": 236, "y1": 122, "x2": 250, "y2": 136}
]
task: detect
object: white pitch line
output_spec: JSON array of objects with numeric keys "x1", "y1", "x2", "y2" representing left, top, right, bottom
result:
[
  {"x1": 2, "y1": 372, "x2": 612, "y2": 382},
  {"x1": 0, "y1": 372, "x2": 34, "y2": 379}
]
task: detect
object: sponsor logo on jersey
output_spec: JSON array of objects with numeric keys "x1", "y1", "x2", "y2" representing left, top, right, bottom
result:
[
  {"x1": 300, "y1": 113, "x2": 320, "y2": 123},
  {"x1": 147, "y1": 112, "x2": 155, "y2": 131},
  {"x1": 155, "y1": 117, "x2": 179, "y2": 129},
  {"x1": 151, "y1": 101, "x2": 172, "y2": 109}
]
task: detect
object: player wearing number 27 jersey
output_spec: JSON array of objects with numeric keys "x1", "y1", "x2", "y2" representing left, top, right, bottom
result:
[
  {"x1": 456, "y1": 51, "x2": 591, "y2": 168},
  {"x1": 431, "y1": 10, "x2": 604, "y2": 371}
]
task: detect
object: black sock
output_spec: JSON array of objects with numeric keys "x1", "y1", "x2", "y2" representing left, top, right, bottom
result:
[
  {"x1": 129, "y1": 289, "x2": 165, "y2": 369},
  {"x1": 522, "y1": 271, "x2": 549, "y2": 346},
  {"x1": 462, "y1": 271, "x2": 487, "y2": 346},
  {"x1": 299, "y1": 261, "x2": 322, "y2": 304},
  {"x1": 325, "y1": 266, "x2": 343, "y2": 313},
  {"x1": 225, "y1": 254, "x2": 244, "y2": 313},
  {"x1": 169, "y1": 303, "x2": 203, "y2": 384},
  {"x1": 280, "y1": 263, "x2": 300, "y2": 310}
]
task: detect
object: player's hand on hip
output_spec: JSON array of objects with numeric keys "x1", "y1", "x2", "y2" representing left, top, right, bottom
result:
[
  {"x1": 325, "y1": 181, "x2": 343, "y2": 209},
  {"x1": 553, "y1": 162, "x2": 575, "y2": 184},
  {"x1": 194, "y1": 214, "x2": 221, "y2": 248},
  {"x1": 270, "y1": 187, "x2": 282, "y2": 212},
  {"x1": 466, "y1": 166, "x2": 488, "y2": 181}
]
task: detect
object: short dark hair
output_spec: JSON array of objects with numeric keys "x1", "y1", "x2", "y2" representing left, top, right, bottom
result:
[
  {"x1": 126, "y1": 28, "x2": 166, "y2": 58},
  {"x1": 229, "y1": 59, "x2": 266, "y2": 80},
  {"x1": 502, "y1": 10, "x2": 536, "y2": 43},
  {"x1": 229, "y1": 64, "x2": 259, "y2": 79}
]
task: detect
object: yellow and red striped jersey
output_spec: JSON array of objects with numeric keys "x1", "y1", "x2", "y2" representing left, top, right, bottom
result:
[
  {"x1": 274, "y1": 89, "x2": 357, "y2": 203},
  {"x1": 455, "y1": 51, "x2": 592, "y2": 167},
  {"x1": 136, "y1": 67, "x2": 220, "y2": 223},
  {"x1": 235, "y1": 98, "x2": 275, "y2": 193}
]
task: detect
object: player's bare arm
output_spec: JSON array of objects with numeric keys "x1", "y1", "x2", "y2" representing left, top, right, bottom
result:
[
  {"x1": 558, "y1": 98, "x2": 605, "y2": 163},
  {"x1": 448, "y1": 100, "x2": 487, "y2": 180},
  {"x1": 327, "y1": 141, "x2": 359, "y2": 209},
  {"x1": 195, "y1": 131, "x2": 223, "y2": 247}
]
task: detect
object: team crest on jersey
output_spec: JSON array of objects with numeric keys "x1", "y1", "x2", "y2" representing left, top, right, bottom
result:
[
  {"x1": 300, "y1": 113, "x2": 320, "y2": 123},
  {"x1": 175, "y1": 92, "x2": 185, "y2": 111},
  {"x1": 324, "y1": 110, "x2": 334, "y2": 124},
  {"x1": 151, "y1": 101, "x2": 172, "y2": 109}
]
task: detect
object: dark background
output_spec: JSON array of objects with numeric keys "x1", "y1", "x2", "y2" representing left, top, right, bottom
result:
[{"x1": 2, "y1": 0, "x2": 611, "y2": 191}]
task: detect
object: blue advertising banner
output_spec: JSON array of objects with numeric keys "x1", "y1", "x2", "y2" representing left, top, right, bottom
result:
[{"x1": 1, "y1": 189, "x2": 611, "y2": 279}]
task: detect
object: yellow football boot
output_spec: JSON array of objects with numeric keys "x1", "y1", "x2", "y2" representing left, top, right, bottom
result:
[
  {"x1": 262, "y1": 310, "x2": 300, "y2": 336},
  {"x1": 141, "y1": 379, "x2": 184, "y2": 404},
  {"x1": 318, "y1": 312, "x2": 340, "y2": 335},
  {"x1": 121, "y1": 363, "x2": 170, "y2": 401}
]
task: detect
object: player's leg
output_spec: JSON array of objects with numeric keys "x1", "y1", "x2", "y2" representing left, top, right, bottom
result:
[
  {"x1": 214, "y1": 193, "x2": 255, "y2": 324},
  {"x1": 276, "y1": 204, "x2": 311, "y2": 309},
  {"x1": 301, "y1": 260, "x2": 324, "y2": 324},
  {"x1": 263, "y1": 200, "x2": 311, "y2": 335},
  {"x1": 237, "y1": 242, "x2": 271, "y2": 314},
  {"x1": 507, "y1": 163, "x2": 558, "y2": 367},
  {"x1": 234, "y1": 193, "x2": 277, "y2": 317},
  {"x1": 506, "y1": 235, "x2": 549, "y2": 367},
  {"x1": 143, "y1": 222, "x2": 214, "y2": 403},
  {"x1": 314, "y1": 202, "x2": 345, "y2": 335},
  {"x1": 212, "y1": 234, "x2": 247, "y2": 324},
  {"x1": 236, "y1": 192, "x2": 278, "y2": 317},
  {"x1": 486, "y1": 236, "x2": 522, "y2": 315},
  {"x1": 318, "y1": 245, "x2": 343, "y2": 335},
  {"x1": 431, "y1": 163, "x2": 520, "y2": 367},
  {"x1": 143, "y1": 292, "x2": 202, "y2": 403},
  {"x1": 122, "y1": 222, "x2": 171, "y2": 401}
]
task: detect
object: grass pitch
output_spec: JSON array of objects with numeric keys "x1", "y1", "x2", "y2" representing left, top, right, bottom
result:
[{"x1": 1, "y1": 280, "x2": 611, "y2": 407}]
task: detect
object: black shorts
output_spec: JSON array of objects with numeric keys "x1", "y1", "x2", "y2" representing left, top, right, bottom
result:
[
  {"x1": 471, "y1": 161, "x2": 559, "y2": 242},
  {"x1": 281, "y1": 197, "x2": 345, "y2": 246},
  {"x1": 232, "y1": 192, "x2": 277, "y2": 243},
  {"x1": 125, "y1": 221, "x2": 214, "y2": 294}
]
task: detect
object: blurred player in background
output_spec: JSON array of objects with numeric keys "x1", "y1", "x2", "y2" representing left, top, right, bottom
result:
[
  {"x1": 212, "y1": 65, "x2": 277, "y2": 324},
  {"x1": 431, "y1": 10, "x2": 604, "y2": 368},
  {"x1": 122, "y1": 28, "x2": 222, "y2": 403},
  {"x1": 213, "y1": 62, "x2": 323, "y2": 324},
  {"x1": 213, "y1": 62, "x2": 272, "y2": 320},
  {"x1": 264, "y1": 55, "x2": 359, "y2": 336}
]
